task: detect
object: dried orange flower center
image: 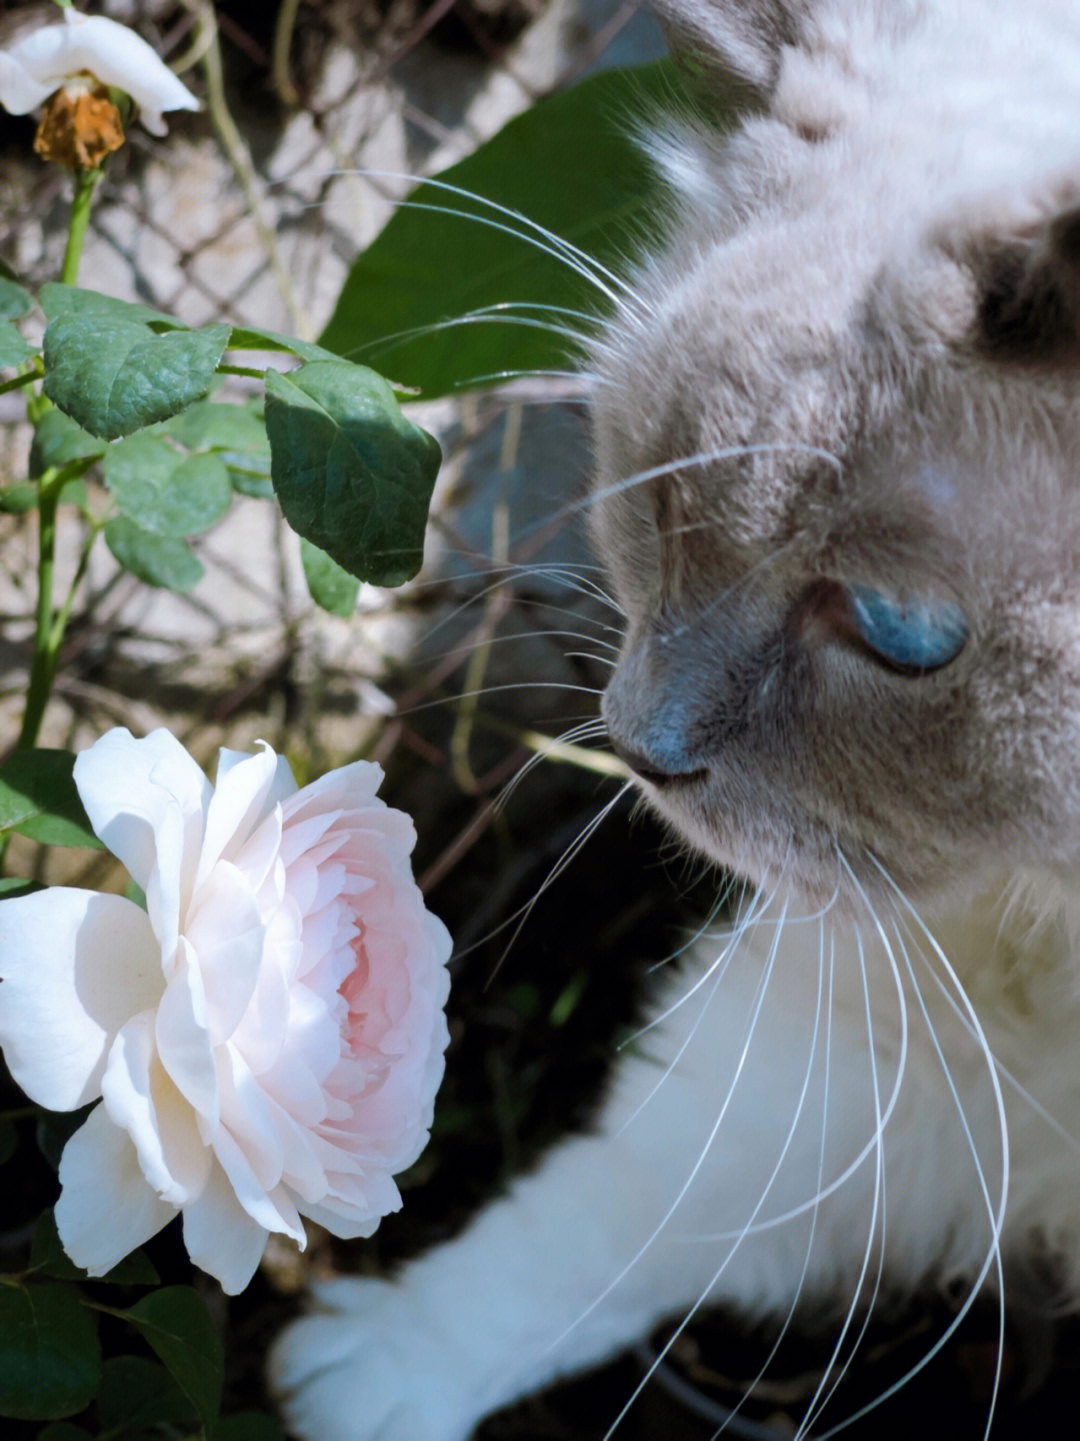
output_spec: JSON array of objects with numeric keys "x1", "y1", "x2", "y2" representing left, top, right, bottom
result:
[{"x1": 33, "y1": 83, "x2": 125, "y2": 170}]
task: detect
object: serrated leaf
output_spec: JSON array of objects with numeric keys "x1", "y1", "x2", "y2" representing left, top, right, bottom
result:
[
  {"x1": 98, "y1": 1355, "x2": 198, "y2": 1432},
  {"x1": 299, "y1": 537, "x2": 360, "y2": 615},
  {"x1": 0, "y1": 275, "x2": 33, "y2": 320},
  {"x1": 104, "y1": 516, "x2": 204, "y2": 591},
  {"x1": 318, "y1": 60, "x2": 691, "y2": 397},
  {"x1": 29, "y1": 409, "x2": 106, "y2": 476},
  {"x1": 0, "y1": 750, "x2": 103, "y2": 849},
  {"x1": 0, "y1": 1283, "x2": 101, "y2": 1420},
  {"x1": 38, "y1": 284, "x2": 181, "y2": 330},
  {"x1": 265, "y1": 360, "x2": 441, "y2": 587},
  {"x1": 121, "y1": 1288, "x2": 223, "y2": 1437},
  {"x1": 43, "y1": 319, "x2": 230, "y2": 440},
  {"x1": 105, "y1": 434, "x2": 232, "y2": 537},
  {"x1": 31, "y1": 1213, "x2": 159, "y2": 1287},
  {"x1": 0, "y1": 318, "x2": 33, "y2": 368}
]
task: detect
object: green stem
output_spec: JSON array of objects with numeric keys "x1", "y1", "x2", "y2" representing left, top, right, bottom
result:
[
  {"x1": 16, "y1": 469, "x2": 64, "y2": 753},
  {"x1": 0, "y1": 361, "x2": 42, "y2": 398},
  {"x1": 59, "y1": 167, "x2": 103, "y2": 287}
]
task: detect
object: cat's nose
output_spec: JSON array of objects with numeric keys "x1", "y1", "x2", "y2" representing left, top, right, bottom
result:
[{"x1": 608, "y1": 737, "x2": 707, "y2": 787}]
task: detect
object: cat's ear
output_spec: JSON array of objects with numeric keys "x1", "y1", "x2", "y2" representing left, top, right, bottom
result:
[
  {"x1": 651, "y1": 0, "x2": 800, "y2": 104},
  {"x1": 889, "y1": 175, "x2": 1080, "y2": 363}
]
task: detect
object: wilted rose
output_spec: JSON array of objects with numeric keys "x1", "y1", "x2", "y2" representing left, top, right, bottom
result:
[
  {"x1": 0, "y1": 9, "x2": 200, "y2": 137},
  {"x1": 0, "y1": 729, "x2": 452, "y2": 1293}
]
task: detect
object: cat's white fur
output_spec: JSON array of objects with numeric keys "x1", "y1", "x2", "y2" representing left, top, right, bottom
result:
[{"x1": 271, "y1": 2, "x2": 1080, "y2": 1436}]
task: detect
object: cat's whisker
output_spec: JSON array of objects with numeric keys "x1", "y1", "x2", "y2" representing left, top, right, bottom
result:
[
  {"x1": 338, "y1": 306, "x2": 601, "y2": 367},
  {"x1": 603, "y1": 894, "x2": 840, "y2": 1440},
  {"x1": 550, "y1": 885, "x2": 792, "y2": 1408},
  {"x1": 493, "y1": 718, "x2": 610, "y2": 811},
  {"x1": 797, "y1": 922, "x2": 890, "y2": 1439},
  {"x1": 473, "y1": 781, "x2": 635, "y2": 978},
  {"x1": 702, "y1": 920, "x2": 837, "y2": 1441}
]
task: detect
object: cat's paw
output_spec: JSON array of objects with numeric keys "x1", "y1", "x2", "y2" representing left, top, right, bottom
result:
[{"x1": 269, "y1": 1277, "x2": 477, "y2": 1441}]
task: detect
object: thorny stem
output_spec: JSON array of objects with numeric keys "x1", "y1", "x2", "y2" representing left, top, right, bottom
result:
[{"x1": 60, "y1": 167, "x2": 103, "y2": 287}]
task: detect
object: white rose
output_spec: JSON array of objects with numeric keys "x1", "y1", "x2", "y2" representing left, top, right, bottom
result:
[
  {"x1": 0, "y1": 9, "x2": 200, "y2": 135},
  {"x1": 0, "y1": 729, "x2": 452, "y2": 1293}
]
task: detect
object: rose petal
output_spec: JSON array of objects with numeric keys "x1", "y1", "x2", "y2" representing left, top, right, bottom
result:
[
  {"x1": 280, "y1": 761, "x2": 384, "y2": 826},
  {"x1": 182, "y1": 1164, "x2": 269, "y2": 1294},
  {"x1": 155, "y1": 941, "x2": 219, "y2": 1126},
  {"x1": 185, "y1": 860, "x2": 266, "y2": 1042},
  {"x1": 0, "y1": 890, "x2": 160, "y2": 1110},
  {"x1": 197, "y1": 746, "x2": 290, "y2": 891},
  {"x1": 213, "y1": 1121, "x2": 305, "y2": 1243},
  {"x1": 56, "y1": 1103, "x2": 177, "y2": 1275},
  {"x1": 74, "y1": 728, "x2": 209, "y2": 957},
  {"x1": 101, "y1": 1014, "x2": 211, "y2": 1205}
]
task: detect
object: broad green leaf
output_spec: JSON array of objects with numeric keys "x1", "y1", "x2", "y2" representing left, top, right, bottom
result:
[
  {"x1": 318, "y1": 60, "x2": 689, "y2": 397},
  {"x1": 37, "y1": 1425, "x2": 93, "y2": 1441},
  {"x1": 122, "y1": 1287, "x2": 223, "y2": 1438},
  {"x1": 228, "y1": 325, "x2": 340, "y2": 364},
  {"x1": 98, "y1": 1355, "x2": 198, "y2": 1432},
  {"x1": 31, "y1": 1213, "x2": 159, "y2": 1287},
  {"x1": 0, "y1": 750, "x2": 102, "y2": 849},
  {"x1": 43, "y1": 319, "x2": 230, "y2": 439},
  {"x1": 105, "y1": 434, "x2": 232, "y2": 536},
  {"x1": 265, "y1": 361, "x2": 441, "y2": 586},
  {"x1": 163, "y1": 398, "x2": 267, "y2": 453},
  {"x1": 0, "y1": 877, "x2": 39, "y2": 898},
  {"x1": 300, "y1": 538, "x2": 360, "y2": 615},
  {"x1": 0, "y1": 319, "x2": 33, "y2": 368},
  {"x1": 0, "y1": 482, "x2": 36, "y2": 513},
  {"x1": 0, "y1": 1283, "x2": 101, "y2": 1419},
  {"x1": 38, "y1": 284, "x2": 182, "y2": 330},
  {"x1": 29, "y1": 409, "x2": 105, "y2": 476},
  {"x1": 104, "y1": 516, "x2": 204, "y2": 591},
  {"x1": 0, "y1": 276, "x2": 33, "y2": 319}
]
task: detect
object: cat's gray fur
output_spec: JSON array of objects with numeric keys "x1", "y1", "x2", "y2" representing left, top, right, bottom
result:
[{"x1": 271, "y1": 2, "x2": 1080, "y2": 1435}]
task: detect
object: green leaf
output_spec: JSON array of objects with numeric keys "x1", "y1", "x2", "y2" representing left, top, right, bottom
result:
[
  {"x1": 0, "y1": 1283, "x2": 101, "y2": 1419},
  {"x1": 104, "y1": 516, "x2": 204, "y2": 591},
  {"x1": 299, "y1": 538, "x2": 360, "y2": 615},
  {"x1": 98, "y1": 1355, "x2": 199, "y2": 1433},
  {"x1": 105, "y1": 435, "x2": 232, "y2": 537},
  {"x1": 36, "y1": 1424, "x2": 93, "y2": 1441},
  {"x1": 0, "y1": 319, "x2": 33, "y2": 368},
  {"x1": 121, "y1": 1288, "x2": 223, "y2": 1438},
  {"x1": 0, "y1": 750, "x2": 102, "y2": 849},
  {"x1": 0, "y1": 877, "x2": 39, "y2": 898},
  {"x1": 163, "y1": 399, "x2": 267, "y2": 453},
  {"x1": 38, "y1": 285, "x2": 181, "y2": 330},
  {"x1": 265, "y1": 361, "x2": 441, "y2": 587},
  {"x1": 31, "y1": 1213, "x2": 159, "y2": 1287},
  {"x1": 0, "y1": 275, "x2": 33, "y2": 320},
  {"x1": 215, "y1": 1412, "x2": 287, "y2": 1441},
  {"x1": 227, "y1": 325, "x2": 339, "y2": 364},
  {"x1": 0, "y1": 482, "x2": 37, "y2": 513},
  {"x1": 43, "y1": 319, "x2": 230, "y2": 440},
  {"x1": 318, "y1": 60, "x2": 690, "y2": 397},
  {"x1": 29, "y1": 410, "x2": 105, "y2": 476}
]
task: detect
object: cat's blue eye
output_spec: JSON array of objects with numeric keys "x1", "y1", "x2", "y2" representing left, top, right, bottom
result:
[{"x1": 844, "y1": 584, "x2": 969, "y2": 671}]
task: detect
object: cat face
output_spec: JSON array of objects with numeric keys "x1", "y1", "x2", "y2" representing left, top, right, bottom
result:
[{"x1": 593, "y1": 0, "x2": 1080, "y2": 913}]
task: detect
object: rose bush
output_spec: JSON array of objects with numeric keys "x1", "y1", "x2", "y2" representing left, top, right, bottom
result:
[{"x1": 0, "y1": 728, "x2": 451, "y2": 1293}]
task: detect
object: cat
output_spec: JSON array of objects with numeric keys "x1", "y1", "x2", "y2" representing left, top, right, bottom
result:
[{"x1": 269, "y1": 0, "x2": 1080, "y2": 1436}]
